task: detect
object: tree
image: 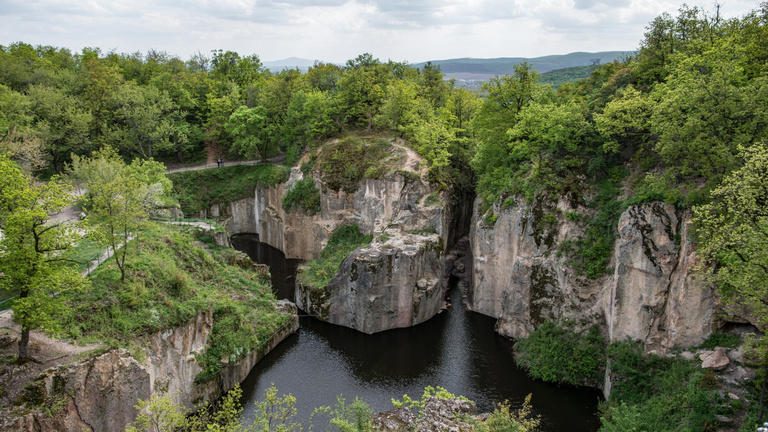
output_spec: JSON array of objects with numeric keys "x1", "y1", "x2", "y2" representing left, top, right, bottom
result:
[
  {"x1": 694, "y1": 143, "x2": 768, "y2": 336},
  {"x1": 0, "y1": 84, "x2": 46, "y2": 171},
  {"x1": 0, "y1": 155, "x2": 88, "y2": 361},
  {"x1": 69, "y1": 148, "x2": 172, "y2": 282},
  {"x1": 649, "y1": 44, "x2": 768, "y2": 188},
  {"x1": 339, "y1": 57, "x2": 388, "y2": 130},
  {"x1": 125, "y1": 393, "x2": 186, "y2": 432},
  {"x1": 694, "y1": 144, "x2": 768, "y2": 423},
  {"x1": 225, "y1": 105, "x2": 272, "y2": 160},
  {"x1": 27, "y1": 84, "x2": 93, "y2": 171},
  {"x1": 103, "y1": 82, "x2": 185, "y2": 159},
  {"x1": 283, "y1": 90, "x2": 339, "y2": 158},
  {"x1": 594, "y1": 85, "x2": 654, "y2": 158}
]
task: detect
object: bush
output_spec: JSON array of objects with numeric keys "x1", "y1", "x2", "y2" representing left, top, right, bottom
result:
[
  {"x1": 316, "y1": 136, "x2": 390, "y2": 192},
  {"x1": 600, "y1": 341, "x2": 722, "y2": 432},
  {"x1": 283, "y1": 178, "x2": 321, "y2": 215},
  {"x1": 698, "y1": 331, "x2": 742, "y2": 350},
  {"x1": 297, "y1": 224, "x2": 372, "y2": 289},
  {"x1": 513, "y1": 321, "x2": 606, "y2": 386}
]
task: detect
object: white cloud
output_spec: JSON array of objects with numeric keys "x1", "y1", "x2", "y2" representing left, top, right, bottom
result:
[{"x1": 0, "y1": 0, "x2": 759, "y2": 63}]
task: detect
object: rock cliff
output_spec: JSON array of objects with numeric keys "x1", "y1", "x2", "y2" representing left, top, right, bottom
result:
[
  {"x1": 296, "y1": 231, "x2": 444, "y2": 334},
  {"x1": 2, "y1": 305, "x2": 299, "y2": 432},
  {"x1": 204, "y1": 139, "x2": 453, "y2": 334},
  {"x1": 470, "y1": 198, "x2": 717, "y2": 353}
]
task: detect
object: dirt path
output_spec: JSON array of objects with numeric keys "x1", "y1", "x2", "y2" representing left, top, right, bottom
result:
[
  {"x1": 0, "y1": 310, "x2": 101, "y2": 364},
  {"x1": 166, "y1": 155, "x2": 285, "y2": 174},
  {"x1": 392, "y1": 140, "x2": 422, "y2": 174}
]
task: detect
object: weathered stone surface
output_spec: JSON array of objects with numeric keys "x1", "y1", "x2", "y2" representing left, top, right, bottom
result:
[
  {"x1": 469, "y1": 197, "x2": 603, "y2": 339},
  {"x1": 470, "y1": 199, "x2": 717, "y2": 352},
  {"x1": 2, "y1": 307, "x2": 300, "y2": 432},
  {"x1": 374, "y1": 397, "x2": 477, "y2": 432},
  {"x1": 6, "y1": 350, "x2": 150, "y2": 432},
  {"x1": 296, "y1": 232, "x2": 445, "y2": 334},
  {"x1": 700, "y1": 348, "x2": 731, "y2": 370},
  {"x1": 606, "y1": 202, "x2": 716, "y2": 351}
]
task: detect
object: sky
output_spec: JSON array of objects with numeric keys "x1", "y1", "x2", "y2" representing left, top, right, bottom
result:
[{"x1": 0, "y1": 0, "x2": 759, "y2": 64}]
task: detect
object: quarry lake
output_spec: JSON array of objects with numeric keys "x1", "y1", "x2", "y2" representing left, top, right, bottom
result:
[{"x1": 231, "y1": 235, "x2": 602, "y2": 432}]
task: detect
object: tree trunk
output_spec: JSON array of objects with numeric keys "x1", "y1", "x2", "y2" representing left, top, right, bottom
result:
[{"x1": 18, "y1": 326, "x2": 30, "y2": 362}]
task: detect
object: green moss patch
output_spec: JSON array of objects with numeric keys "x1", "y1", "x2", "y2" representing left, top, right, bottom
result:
[{"x1": 297, "y1": 224, "x2": 372, "y2": 290}]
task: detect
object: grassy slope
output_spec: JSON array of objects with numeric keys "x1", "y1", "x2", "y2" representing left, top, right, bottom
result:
[
  {"x1": 58, "y1": 223, "x2": 291, "y2": 380},
  {"x1": 170, "y1": 164, "x2": 290, "y2": 214},
  {"x1": 297, "y1": 225, "x2": 372, "y2": 290}
]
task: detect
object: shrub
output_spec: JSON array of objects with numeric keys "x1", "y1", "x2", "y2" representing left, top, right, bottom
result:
[
  {"x1": 317, "y1": 136, "x2": 390, "y2": 192},
  {"x1": 283, "y1": 178, "x2": 321, "y2": 215},
  {"x1": 513, "y1": 321, "x2": 606, "y2": 387},
  {"x1": 600, "y1": 341, "x2": 722, "y2": 432}
]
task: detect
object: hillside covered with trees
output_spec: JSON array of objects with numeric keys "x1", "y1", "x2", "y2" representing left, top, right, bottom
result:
[{"x1": 1, "y1": 3, "x2": 767, "y2": 431}]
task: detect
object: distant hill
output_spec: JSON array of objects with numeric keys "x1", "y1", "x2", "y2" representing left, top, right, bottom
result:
[
  {"x1": 413, "y1": 51, "x2": 633, "y2": 82},
  {"x1": 263, "y1": 57, "x2": 318, "y2": 72}
]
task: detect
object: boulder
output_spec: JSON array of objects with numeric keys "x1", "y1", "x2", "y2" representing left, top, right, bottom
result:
[{"x1": 699, "y1": 348, "x2": 730, "y2": 370}]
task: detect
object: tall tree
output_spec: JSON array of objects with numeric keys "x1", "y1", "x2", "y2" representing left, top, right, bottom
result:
[
  {"x1": 694, "y1": 144, "x2": 768, "y2": 420},
  {"x1": 69, "y1": 148, "x2": 172, "y2": 281},
  {"x1": 0, "y1": 155, "x2": 88, "y2": 361}
]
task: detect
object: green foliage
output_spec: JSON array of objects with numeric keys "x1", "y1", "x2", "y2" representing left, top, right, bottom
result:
[
  {"x1": 297, "y1": 224, "x2": 372, "y2": 289},
  {"x1": 126, "y1": 392, "x2": 187, "y2": 432},
  {"x1": 513, "y1": 321, "x2": 606, "y2": 386},
  {"x1": 0, "y1": 154, "x2": 89, "y2": 360},
  {"x1": 50, "y1": 223, "x2": 291, "y2": 381},
  {"x1": 170, "y1": 164, "x2": 290, "y2": 213},
  {"x1": 565, "y1": 171, "x2": 626, "y2": 278},
  {"x1": 540, "y1": 65, "x2": 598, "y2": 88},
  {"x1": 313, "y1": 396, "x2": 375, "y2": 432},
  {"x1": 226, "y1": 105, "x2": 272, "y2": 160},
  {"x1": 283, "y1": 177, "x2": 321, "y2": 215},
  {"x1": 246, "y1": 384, "x2": 302, "y2": 432},
  {"x1": 315, "y1": 136, "x2": 390, "y2": 192},
  {"x1": 600, "y1": 341, "x2": 722, "y2": 432},
  {"x1": 391, "y1": 386, "x2": 468, "y2": 410},
  {"x1": 476, "y1": 395, "x2": 541, "y2": 432},
  {"x1": 694, "y1": 145, "x2": 768, "y2": 333},
  {"x1": 698, "y1": 332, "x2": 742, "y2": 350},
  {"x1": 69, "y1": 147, "x2": 175, "y2": 281}
]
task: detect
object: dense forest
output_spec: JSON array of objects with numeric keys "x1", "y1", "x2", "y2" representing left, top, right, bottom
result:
[{"x1": 1, "y1": 3, "x2": 768, "y2": 431}]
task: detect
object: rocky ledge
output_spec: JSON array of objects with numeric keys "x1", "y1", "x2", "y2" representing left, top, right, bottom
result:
[{"x1": 296, "y1": 231, "x2": 445, "y2": 334}]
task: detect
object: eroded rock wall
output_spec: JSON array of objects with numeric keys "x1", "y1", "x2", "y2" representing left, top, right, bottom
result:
[
  {"x1": 470, "y1": 198, "x2": 717, "y2": 352},
  {"x1": 4, "y1": 306, "x2": 299, "y2": 432},
  {"x1": 296, "y1": 233, "x2": 444, "y2": 334}
]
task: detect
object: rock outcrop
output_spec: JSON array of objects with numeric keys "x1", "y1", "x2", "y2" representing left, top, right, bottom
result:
[
  {"x1": 202, "y1": 139, "x2": 452, "y2": 334},
  {"x1": 3, "y1": 305, "x2": 299, "y2": 432},
  {"x1": 296, "y1": 231, "x2": 444, "y2": 334},
  {"x1": 470, "y1": 198, "x2": 717, "y2": 353}
]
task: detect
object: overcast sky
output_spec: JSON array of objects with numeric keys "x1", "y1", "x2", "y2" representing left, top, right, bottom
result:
[{"x1": 0, "y1": 0, "x2": 759, "y2": 63}]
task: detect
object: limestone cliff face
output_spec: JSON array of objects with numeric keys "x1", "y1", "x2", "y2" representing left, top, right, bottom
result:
[
  {"x1": 470, "y1": 198, "x2": 717, "y2": 353},
  {"x1": 4, "y1": 306, "x2": 299, "y2": 432},
  {"x1": 221, "y1": 166, "x2": 446, "y2": 261},
  {"x1": 203, "y1": 141, "x2": 451, "y2": 334},
  {"x1": 285, "y1": 167, "x2": 449, "y2": 333},
  {"x1": 296, "y1": 232, "x2": 444, "y2": 334}
]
